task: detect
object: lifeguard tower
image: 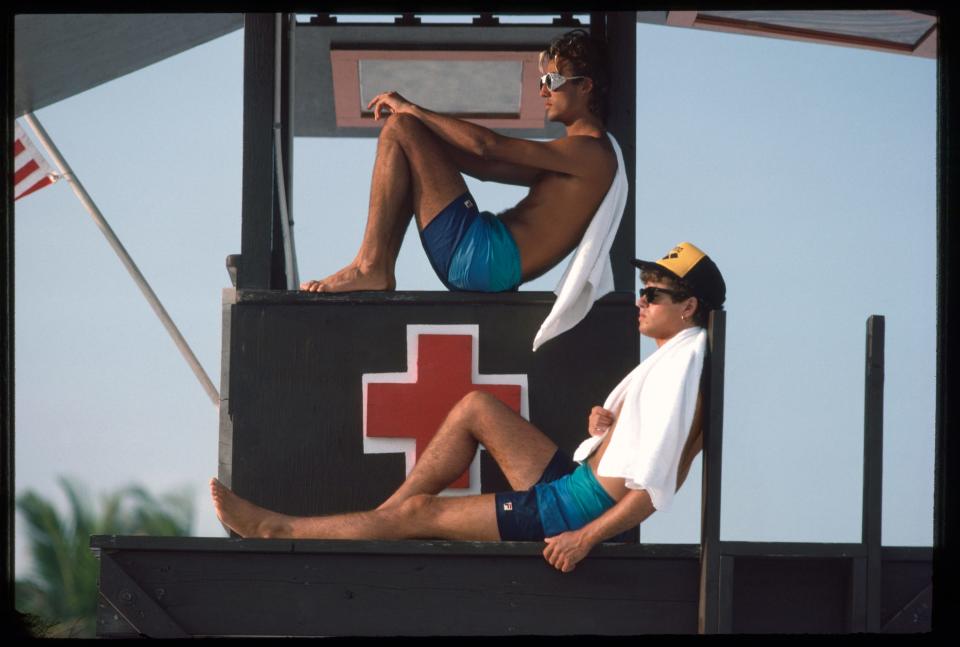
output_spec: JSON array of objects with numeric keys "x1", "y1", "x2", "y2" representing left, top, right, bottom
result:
[{"x1": 8, "y1": 10, "x2": 942, "y2": 636}]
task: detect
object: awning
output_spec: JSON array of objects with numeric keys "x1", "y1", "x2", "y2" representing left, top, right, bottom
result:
[{"x1": 14, "y1": 13, "x2": 243, "y2": 116}]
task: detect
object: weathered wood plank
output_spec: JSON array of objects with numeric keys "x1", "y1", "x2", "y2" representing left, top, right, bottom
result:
[
  {"x1": 92, "y1": 537, "x2": 701, "y2": 636},
  {"x1": 699, "y1": 310, "x2": 726, "y2": 633},
  {"x1": 863, "y1": 315, "x2": 885, "y2": 632}
]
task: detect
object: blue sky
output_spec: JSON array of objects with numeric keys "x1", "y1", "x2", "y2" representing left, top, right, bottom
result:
[{"x1": 13, "y1": 16, "x2": 936, "y2": 576}]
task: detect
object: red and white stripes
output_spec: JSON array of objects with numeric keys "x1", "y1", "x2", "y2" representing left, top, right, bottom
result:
[{"x1": 14, "y1": 121, "x2": 58, "y2": 201}]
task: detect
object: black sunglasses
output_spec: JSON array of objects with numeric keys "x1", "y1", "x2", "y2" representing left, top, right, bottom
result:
[{"x1": 638, "y1": 286, "x2": 686, "y2": 304}]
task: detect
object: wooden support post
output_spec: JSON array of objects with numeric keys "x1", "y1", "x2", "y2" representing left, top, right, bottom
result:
[
  {"x1": 718, "y1": 554, "x2": 735, "y2": 632},
  {"x1": 217, "y1": 288, "x2": 236, "y2": 490},
  {"x1": 849, "y1": 556, "x2": 867, "y2": 631},
  {"x1": 698, "y1": 310, "x2": 727, "y2": 633},
  {"x1": 2, "y1": 9, "x2": 15, "y2": 631},
  {"x1": 933, "y1": 9, "x2": 957, "y2": 634},
  {"x1": 240, "y1": 14, "x2": 279, "y2": 289},
  {"x1": 592, "y1": 10, "x2": 640, "y2": 542},
  {"x1": 595, "y1": 11, "x2": 637, "y2": 292},
  {"x1": 863, "y1": 315, "x2": 884, "y2": 632}
]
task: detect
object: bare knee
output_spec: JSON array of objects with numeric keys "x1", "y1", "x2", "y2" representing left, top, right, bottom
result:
[
  {"x1": 397, "y1": 494, "x2": 434, "y2": 522},
  {"x1": 460, "y1": 389, "x2": 499, "y2": 410},
  {"x1": 454, "y1": 390, "x2": 501, "y2": 421},
  {"x1": 380, "y1": 112, "x2": 421, "y2": 143}
]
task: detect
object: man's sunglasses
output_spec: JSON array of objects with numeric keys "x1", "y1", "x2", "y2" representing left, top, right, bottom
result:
[
  {"x1": 538, "y1": 72, "x2": 587, "y2": 92},
  {"x1": 638, "y1": 286, "x2": 687, "y2": 304}
]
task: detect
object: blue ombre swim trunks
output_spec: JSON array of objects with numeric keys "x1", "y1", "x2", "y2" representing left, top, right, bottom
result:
[
  {"x1": 419, "y1": 191, "x2": 522, "y2": 292},
  {"x1": 495, "y1": 451, "x2": 635, "y2": 543}
]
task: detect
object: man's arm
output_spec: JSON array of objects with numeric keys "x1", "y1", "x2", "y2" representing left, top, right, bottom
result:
[
  {"x1": 369, "y1": 92, "x2": 605, "y2": 178},
  {"x1": 439, "y1": 139, "x2": 543, "y2": 187},
  {"x1": 542, "y1": 489, "x2": 655, "y2": 573}
]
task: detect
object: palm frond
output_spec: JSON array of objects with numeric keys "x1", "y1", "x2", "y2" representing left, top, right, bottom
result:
[{"x1": 16, "y1": 479, "x2": 195, "y2": 638}]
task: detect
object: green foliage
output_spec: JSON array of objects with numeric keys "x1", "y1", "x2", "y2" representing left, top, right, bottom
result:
[{"x1": 15, "y1": 477, "x2": 194, "y2": 638}]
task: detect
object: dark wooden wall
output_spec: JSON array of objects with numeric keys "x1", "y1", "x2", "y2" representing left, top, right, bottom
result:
[{"x1": 220, "y1": 291, "x2": 639, "y2": 518}]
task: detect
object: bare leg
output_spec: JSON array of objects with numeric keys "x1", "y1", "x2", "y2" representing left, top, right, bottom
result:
[
  {"x1": 210, "y1": 391, "x2": 558, "y2": 541},
  {"x1": 211, "y1": 478, "x2": 499, "y2": 541},
  {"x1": 377, "y1": 391, "x2": 558, "y2": 510},
  {"x1": 301, "y1": 113, "x2": 469, "y2": 293}
]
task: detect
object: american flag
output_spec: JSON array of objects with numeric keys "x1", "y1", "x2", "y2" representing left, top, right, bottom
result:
[{"x1": 14, "y1": 121, "x2": 58, "y2": 201}]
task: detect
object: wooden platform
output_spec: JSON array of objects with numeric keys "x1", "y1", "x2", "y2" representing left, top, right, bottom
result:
[{"x1": 91, "y1": 536, "x2": 930, "y2": 637}]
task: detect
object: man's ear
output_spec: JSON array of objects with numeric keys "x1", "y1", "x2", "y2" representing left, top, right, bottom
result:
[{"x1": 684, "y1": 296, "x2": 699, "y2": 320}]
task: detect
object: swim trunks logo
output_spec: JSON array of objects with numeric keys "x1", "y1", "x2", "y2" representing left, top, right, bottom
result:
[
  {"x1": 502, "y1": 502, "x2": 513, "y2": 511},
  {"x1": 464, "y1": 199, "x2": 474, "y2": 209}
]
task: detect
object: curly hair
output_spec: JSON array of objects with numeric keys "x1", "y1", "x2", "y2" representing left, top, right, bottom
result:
[
  {"x1": 640, "y1": 268, "x2": 710, "y2": 327},
  {"x1": 539, "y1": 29, "x2": 611, "y2": 123}
]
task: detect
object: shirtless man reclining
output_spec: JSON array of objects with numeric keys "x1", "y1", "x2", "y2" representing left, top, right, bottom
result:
[
  {"x1": 299, "y1": 29, "x2": 618, "y2": 294},
  {"x1": 214, "y1": 242, "x2": 727, "y2": 573}
]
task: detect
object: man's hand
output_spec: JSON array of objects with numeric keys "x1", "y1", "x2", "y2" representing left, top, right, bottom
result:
[
  {"x1": 367, "y1": 91, "x2": 416, "y2": 120},
  {"x1": 588, "y1": 406, "x2": 615, "y2": 436},
  {"x1": 543, "y1": 530, "x2": 595, "y2": 573}
]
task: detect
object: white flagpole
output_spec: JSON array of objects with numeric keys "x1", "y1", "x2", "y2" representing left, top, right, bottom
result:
[{"x1": 22, "y1": 112, "x2": 220, "y2": 408}]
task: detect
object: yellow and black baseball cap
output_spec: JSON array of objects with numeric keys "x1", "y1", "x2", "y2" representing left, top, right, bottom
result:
[{"x1": 632, "y1": 242, "x2": 726, "y2": 308}]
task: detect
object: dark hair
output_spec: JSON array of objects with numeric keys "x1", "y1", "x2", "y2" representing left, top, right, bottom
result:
[
  {"x1": 640, "y1": 269, "x2": 710, "y2": 327},
  {"x1": 542, "y1": 29, "x2": 610, "y2": 123}
]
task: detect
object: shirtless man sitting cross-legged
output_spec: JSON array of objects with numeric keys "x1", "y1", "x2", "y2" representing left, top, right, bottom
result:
[
  {"x1": 214, "y1": 243, "x2": 727, "y2": 573},
  {"x1": 300, "y1": 29, "x2": 617, "y2": 294}
]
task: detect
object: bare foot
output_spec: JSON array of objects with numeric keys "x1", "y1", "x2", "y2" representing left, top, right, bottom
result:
[
  {"x1": 299, "y1": 262, "x2": 396, "y2": 293},
  {"x1": 210, "y1": 478, "x2": 292, "y2": 539}
]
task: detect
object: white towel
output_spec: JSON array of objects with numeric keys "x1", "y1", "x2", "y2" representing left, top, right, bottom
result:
[
  {"x1": 572, "y1": 326, "x2": 706, "y2": 512},
  {"x1": 531, "y1": 132, "x2": 629, "y2": 352}
]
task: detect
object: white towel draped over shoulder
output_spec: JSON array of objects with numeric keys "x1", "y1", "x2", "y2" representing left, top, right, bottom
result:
[
  {"x1": 532, "y1": 132, "x2": 629, "y2": 352},
  {"x1": 572, "y1": 326, "x2": 706, "y2": 512}
]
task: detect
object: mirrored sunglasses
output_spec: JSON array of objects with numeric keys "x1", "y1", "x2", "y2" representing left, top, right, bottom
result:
[{"x1": 538, "y1": 72, "x2": 586, "y2": 91}]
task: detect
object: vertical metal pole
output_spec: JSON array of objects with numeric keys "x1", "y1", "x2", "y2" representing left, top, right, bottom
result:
[
  {"x1": 699, "y1": 310, "x2": 727, "y2": 634},
  {"x1": 863, "y1": 315, "x2": 884, "y2": 632},
  {"x1": 22, "y1": 113, "x2": 220, "y2": 408}
]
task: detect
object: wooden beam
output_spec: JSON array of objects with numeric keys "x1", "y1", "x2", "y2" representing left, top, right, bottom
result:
[
  {"x1": 883, "y1": 584, "x2": 933, "y2": 632},
  {"x1": 863, "y1": 315, "x2": 884, "y2": 632},
  {"x1": 90, "y1": 535, "x2": 933, "y2": 635},
  {"x1": 913, "y1": 24, "x2": 938, "y2": 58},
  {"x1": 698, "y1": 310, "x2": 726, "y2": 633},
  {"x1": 933, "y1": 10, "x2": 958, "y2": 633},
  {"x1": 1, "y1": 7, "x2": 15, "y2": 630},
  {"x1": 98, "y1": 552, "x2": 188, "y2": 638},
  {"x1": 719, "y1": 541, "x2": 865, "y2": 558},
  {"x1": 600, "y1": 11, "x2": 637, "y2": 292},
  {"x1": 666, "y1": 12, "x2": 698, "y2": 28},
  {"x1": 849, "y1": 557, "x2": 867, "y2": 631},
  {"x1": 239, "y1": 14, "x2": 278, "y2": 289},
  {"x1": 92, "y1": 537, "x2": 701, "y2": 636},
  {"x1": 691, "y1": 14, "x2": 922, "y2": 58},
  {"x1": 718, "y1": 555, "x2": 734, "y2": 632},
  {"x1": 217, "y1": 288, "x2": 236, "y2": 491}
]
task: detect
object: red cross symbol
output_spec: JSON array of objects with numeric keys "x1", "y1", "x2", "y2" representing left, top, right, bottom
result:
[{"x1": 363, "y1": 325, "x2": 526, "y2": 492}]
